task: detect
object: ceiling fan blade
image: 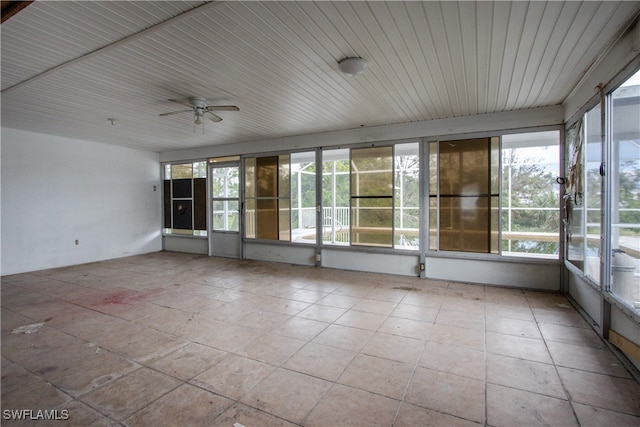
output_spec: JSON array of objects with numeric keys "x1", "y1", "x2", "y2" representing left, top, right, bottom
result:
[
  {"x1": 159, "y1": 109, "x2": 193, "y2": 117},
  {"x1": 207, "y1": 112, "x2": 223, "y2": 122},
  {"x1": 168, "y1": 98, "x2": 193, "y2": 108},
  {"x1": 205, "y1": 105, "x2": 239, "y2": 112}
]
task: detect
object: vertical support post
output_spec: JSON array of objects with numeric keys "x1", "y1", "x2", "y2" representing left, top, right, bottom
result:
[
  {"x1": 419, "y1": 140, "x2": 428, "y2": 278},
  {"x1": 315, "y1": 149, "x2": 322, "y2": 266},
  {"x1": 600, "y1": 84, "x2": 612, "y2": 339}
]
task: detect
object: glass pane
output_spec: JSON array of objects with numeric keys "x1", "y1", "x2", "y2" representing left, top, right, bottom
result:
[
  {"x1": 491, "y1": 137, "x2": 500, "y2": 195},
  {"x1": 291, "y1": 152, "x2": 316, "y2": 244},
  {"x1": 194, "y1": 178, "x2": 207, "y2": 230},
  {"x1": 172, "y1": 179, "x2": 192, "y2": 199},
  {"x1": 439, "y1": 196, "x2": 490, "y2": 253},
  {"x1": 167, "y1": 228, "x2": 194, "y2": 236},
  {"x1": 278, "y1": 154, "x2": 291, "y2": 241},
  {"x1": 566, "y1": 120, "x2": 585, "y2": 270},
  {"x1": 439, "y1": 139, "x2": 489, "y2": 195},
  {"x1": 193, "y1": 161, "x2": 207, "y2": 178},
  {"x1": 256, "y1": 156, "x2": 278, "y2": 198},
  {"x1": 502, "y1": 131, "x2": 560, "y2": 258},
  {"x1": 279, "y1": 198, "x2": 291, "y2": 241},
  {"x1": 245, "y1": 157, "x2": 256, "y2": 198},
  {"x1": 568, "y1": 207, "x2": 586, "y2": 267},
  {"x1": 491, "y1": 196, "x2": 500, "y2": 254},
  {"x1": 610, "y1": 70, "x2": 640, "y2": 310},
  {"x1": 213, "y1": 200, "x2": 239, "y2": 232},
  {"x1": 429, "y1": 142, "x2": 438, "y2": 250},
  {"x1": 395, "y1": 143, "x2": 419, "y2": 250},
  {"x1": 171, "y1": 163, "x2": 192, "y2": 179},
  {"x1": 429, "y1": 142, "x2": 438, "y2": 195},
  {"x1": 172, "y1": 200, "x2": 192, "y2": 230},
  {"x1": 210, "y1": 155, "x2": 240, "y2": 163},
  {"x1": 245, "y1": 198, "x2": 256, "y2": 239},
  {"x1": 351, "y1": 146, "x2": 393, "y2": 197},
  {"x1": 585, "y1": 104, "x2": 602, "y2": 282},
  {"x1": 213, "y1": 200, "x2": 225, "y2": 230},
  {"x1": 257, "y1": 199, "x2": 278, "y2": 239},
  {"x1": 213, "y1": 166, "x2": 239, "y2": 198},
  {"x1": 322, "y1": 149, "x2": 350, "y2": 245},
  {"x1": 351, "y1": 197, "x2": 392, "y2": 247},
  {"x1": 279, "y1": 154, "x2": 290, "y2": 199},
  {"x1": 164, "y1": 164, "x2": 171, "y2": 180},
  {"x1": 429, "y1": 197, "x2": 438, "y2": 250},
  {"x1": 163, "y1": 180, "x2": 171, "y2": 228}
]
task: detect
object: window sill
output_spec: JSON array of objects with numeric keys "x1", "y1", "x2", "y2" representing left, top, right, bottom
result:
[
  {"x1": 162, "y1": 233, "x2": 208, "y2": 239},
  {"x1": 427, "y1": 250, "x2": 561, "y2": 265}
]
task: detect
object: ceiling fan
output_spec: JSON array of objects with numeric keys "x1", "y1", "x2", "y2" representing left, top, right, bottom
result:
[{"x1": 159, "y1": 96, "x2": 239, "y2": 125}]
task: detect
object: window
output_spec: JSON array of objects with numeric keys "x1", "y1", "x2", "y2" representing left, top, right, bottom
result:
[
  {"x1": 249, "y1": 155, "x2": 284, "y2": 240},
  {"x1": 429, "y1": 132, "x2": 559, "y2": 256},
  {"x1": 322, "y1": 144, "x2": 419, "y2": 250},
  {"x1": 245, "y1": 152, "x2": 316, "y2": 243},
  {"x1": 163, "y1": 161, "x2": 207, "y2": 236},
  {"x1": 430, "y1": 138, "x2": 499, "y2": 253},
  {"x1": 609, "y1": 69, "x2": 640, "y2": 309},
  {"x1": 567, "y1": 68, "x2": 640, "y2": 311},
  {"x1": 502, "y1": 131, "x2": 560, "y2": 258},
  {"x1": 566, "y1": 106, "x2": 602, "y2": 282}
]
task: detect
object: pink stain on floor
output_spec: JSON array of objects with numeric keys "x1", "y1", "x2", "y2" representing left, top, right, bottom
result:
[{"x1": 100, "y1": 290, "x2": 150, "y2": 305}]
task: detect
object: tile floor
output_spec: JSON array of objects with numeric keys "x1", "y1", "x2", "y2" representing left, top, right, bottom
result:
[{"x1": 2, "y1": 251, "x2": 640, "y2": 426}]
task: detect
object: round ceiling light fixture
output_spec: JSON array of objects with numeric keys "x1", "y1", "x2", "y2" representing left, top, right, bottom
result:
[{"x1": 338, "y1": 57, "x2": 368, "y2": 76}]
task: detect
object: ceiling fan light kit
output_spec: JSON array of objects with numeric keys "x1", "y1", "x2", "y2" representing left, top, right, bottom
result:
[{"x1": 338, "y1": 57, "x2": 368, "y2": 76}]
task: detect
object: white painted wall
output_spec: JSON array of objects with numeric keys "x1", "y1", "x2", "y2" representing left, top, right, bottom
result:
[
  {"x1": 245, "y1": 242, "x2": 316, "y2": 266},
  {"x1": 323, "y1": 248, "x2": 420, "y2": 277},
  {"x1": 425, "y1": 256, "x2": 562, "y2": 290},
  {"x1": 163, "y1": 235, "x2": 208, "y2": 255},
  {"x1": 1, "y1": 128, "x2": 162, "y2": 275},
  {"x1": 567, "y1": 268, "x2": 602, "y2": 330}
]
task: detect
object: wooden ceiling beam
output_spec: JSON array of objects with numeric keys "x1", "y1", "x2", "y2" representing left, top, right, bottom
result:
[{"x1": 2, "y1": 1, "x2": 33, "y2": 24}]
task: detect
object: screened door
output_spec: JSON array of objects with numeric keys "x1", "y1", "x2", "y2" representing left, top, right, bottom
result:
[{"x1": 210, "y1": 161, "x2": 241, "y2": 258}]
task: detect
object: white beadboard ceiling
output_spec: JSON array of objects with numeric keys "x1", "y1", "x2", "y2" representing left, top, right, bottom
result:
[{"x1": 2, "y1": 1, "x2": 639, "y2": 153}]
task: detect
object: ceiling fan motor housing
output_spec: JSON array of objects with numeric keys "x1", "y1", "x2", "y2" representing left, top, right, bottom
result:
[
  {"x1": 189, "y1": 96, "x2": 208, "y2": 109},
  {"x1": 188, "y1": 97, "x2": 206, "y2": 124}
]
